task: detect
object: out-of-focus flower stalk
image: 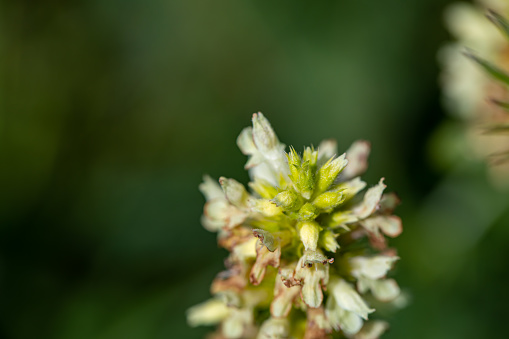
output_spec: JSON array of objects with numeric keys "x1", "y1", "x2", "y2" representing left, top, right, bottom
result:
[{"x1": 187, "y1": 113, "x2": 403, "y2": 338}]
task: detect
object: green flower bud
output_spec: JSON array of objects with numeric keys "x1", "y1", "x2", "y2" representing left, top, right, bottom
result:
[
  {"x1": 320, "y1": 230, "x2": 340, "y2": 253},
  {"x1": 302, "y1": 146, "x2": 318, "y2": 170},
  {"x1": 314, "y1": 154, "x2": 348, "y2": 197},
  {"x1": 286, "y1": 146, "x2": 301, "y2": 183},
  {"x1": 296, "y1": 160, "x2": 315, "y2": 199},
  {"x1": 297, "y1": 202, "x2": 318, "y2": 221},
  {"x1": 272, "y1": 189, "x2": 302, "y2": 212},
  {"x1": 312, "y1": 190, "x2": 346, "y2": 211}
]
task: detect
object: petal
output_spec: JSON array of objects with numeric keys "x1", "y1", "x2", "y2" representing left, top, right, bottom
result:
[
  {"x1": 334, "y1": 177, "x2": 367, "y2": 201},
  {"x1": 350, "y1": 256, "x2": 399, "y2": 280},
  {"x1": 370, "y1": 278, "x2": 401, "y2": 302},
  {"x1": 342, "y1": 140, "x2": 371, "y2": 180},
  {"x1": 301, "y1": 273, "x2": 324, "y2": 308},
  {"x1": 222, "y1": 308, "x2": 252, "y2": 339},
  {"x1": 326, "y1": 297, "x2": 363, "y2": 335},
  {"x1": 329, "y1": 278, "x2": 374, "y2": 320},
  {"x1": 250, "y1": 241, "x2": 281, "y2": 285},
  {"x1": 295, "y1": 252, "x2": 331, "y2": 308},
  {"x1": 199, "y1": 175, "x2": 225, "y2": 201},
  {"x1": 219, "y1": 177, "x2": 250, "y2": 208},
  {"x1": 317, "y1": 139, "x2": 338, "y2": 167},
  {"x1": 232, "y1": 236, "x2": 258, "y2": 261},
  {"x1": 353, "y1": 320, "x2": 389, "y2": 339},
  {"x1": 338, "y1": 308, "x2": 364, "y2": 335},
  {"x1": 186, "y1": 298, "x2": 230, "y2": 327},
  {"x1": 270, "y1": 271, "x2": 301, "y2": 318},
  {"x1": 236, "y1": 126, "x2": 256, "y2": 155},
  {"x1": 353, "y1": 178, "x2": 386, "y2": 219},
  {"x1": 378, "y1": 215, "x2": 403, "y2": 237},
  {"x1": 362, "y1": 215, "x2": 402, "y2": 238},
  {"x1": 257, "y1": 317, "x2": 290, "y2": 339},
  {"x1": 303, "y1": 307, "x2": 331, "y2": 339},
  {"x1": 200, "y1": 214, "x2": 224, "y2": 232},
  {"x1": 252, "y1": 112, "x2": 281, "y2": 156}
]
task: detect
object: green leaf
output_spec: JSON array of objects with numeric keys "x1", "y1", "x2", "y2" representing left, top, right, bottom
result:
[{"x1": 464, "y1": 50, "x2": 509, "y2": 86}]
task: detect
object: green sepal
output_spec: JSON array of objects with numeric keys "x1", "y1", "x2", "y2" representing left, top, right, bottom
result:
[
  {"x1": 464, "y1": 50, "x2": 509, "y2": 86},
  {"x1": 487, "y1": 10, "x2": 509, "y2": 40},
  {"x1": 253, "y1": 229, "x2": 278, "y2": 252}
]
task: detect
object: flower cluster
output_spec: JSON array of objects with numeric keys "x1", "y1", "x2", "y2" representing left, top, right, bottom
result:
[
  {"x1": 439, "y1": 0, "x2": 509, "y2": 185},
  {"x1": 187, "y1": 113, "x2": 403, "y2": 339}
]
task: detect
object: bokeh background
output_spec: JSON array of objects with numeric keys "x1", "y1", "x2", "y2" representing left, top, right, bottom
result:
[{"x1": 1, "y1": 0, "x2": 509, "y2": 338}]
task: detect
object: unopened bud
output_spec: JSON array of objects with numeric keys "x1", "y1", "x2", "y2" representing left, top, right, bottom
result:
[{"x1": 299, "y1": 221, "x2": 320, "y2": 251}]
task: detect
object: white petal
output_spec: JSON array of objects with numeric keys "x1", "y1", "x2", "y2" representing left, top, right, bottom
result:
[
  {"x1": 338, "y1": 308, "x2": 364, "y2": 335},
  {"x1": 236, "y1": 127, "x2": 256, "y2": 155},
  {"x1": 222, "y1": 308, "x2": 252, "y2": 339},
  {"x1": 219, "y1": 177, "x2": 250, "y2": 208},
  {"x1": 249, "y1": 161, "x2": 279, "y2": 187},
  {"x1": 336, "y1": 177, "x2": 367, "y2": 201},
  {"x1": 354, "y1": 320, "x2": 389, "y2": 339},
  {"x1": 350, "y1": 256, "x2": 399, "y2": 280},
  {"x1": 232, "y1": 237, "x2": 258, "y2": 261},
  {"x1": 361, "y1": 215, "x2": 402, "y2": 238},
  {"x1": 186, "y1": 298, "x2": 230, "y2": 327},
  {"x1": 330, "y1": 279, "x2": 374, "y2": 320},
  {"x1": 342, "y1": 140, "x2": 371, "y2": 180},
  {"x1": 257, "y1": 317, "x2": 290, "y2": 339},
  {"x1": 370, "y1": 278, "x2": 400, "y2": 302},
  {"x1": 326, "y1": 297, "x2": 363, "y2": 335},
  {"x1": 252, "y1": 112, "x2": 280, "y2": 155},
  {"x1": 353, "y1": 178, "x2": 386, "y2": 219},
  {"x1": 317, "y1": 139, "x2": 338, "y2": 167},
  {"x1": 378, "y1": 215, "x2": 403, "y2": 237},
  {"x1": 199, "y1": 175, "x2": 225, "y2": 201}
]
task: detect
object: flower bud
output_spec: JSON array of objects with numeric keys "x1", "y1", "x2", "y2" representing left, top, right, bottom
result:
[
  {"x1": 312, "y1": 190, "x2": 346, "y2": 211},
  {"x1": 286, "y1": 146, "x2": 301, "y2": 183},
  {"x1": 302, "y1": 146, "x2": 318, "y2": 170},
  {"x1": 298, "y1": 221, "x2": 321, "y2": 251},
  {"x1": 272, "y1": 189, "x2": 302, "y2": 211},
  {"x1": 315, "y1": 154, "x2": 348, "y2": 196},
  {"x1": 297, "y1": 202, "x2": 318, "y2": 221},
  {"x1": 296, "y1": 160, "x2": 315, "y2": 199},
  {"x1": 320, "y1": 230, "x2": 340, "y2": 253}
]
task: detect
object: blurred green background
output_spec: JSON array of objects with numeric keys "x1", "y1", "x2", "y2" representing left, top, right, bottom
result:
[{"x1": 1, "y1": 0, "x2": 509, "y2": 338}]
